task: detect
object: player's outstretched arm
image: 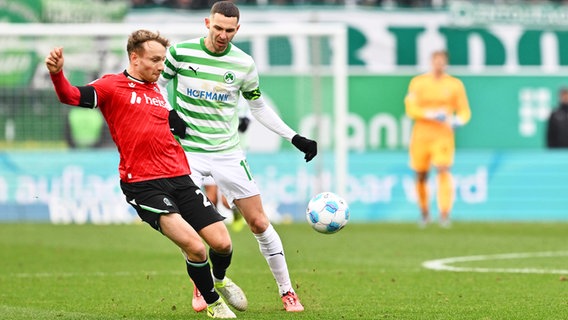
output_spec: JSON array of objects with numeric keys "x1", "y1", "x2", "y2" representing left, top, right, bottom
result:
[
  {"x1": 45, "y1": 47, "x2": 95, "y2": 108},
  {"x1": 247, "y1": 96, "x2": 317, "y2": 162}
]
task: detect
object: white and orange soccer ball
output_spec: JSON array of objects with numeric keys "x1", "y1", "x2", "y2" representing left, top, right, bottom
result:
[{"x1": 306, "y1": 192, "x2": 350, "y2": 234}]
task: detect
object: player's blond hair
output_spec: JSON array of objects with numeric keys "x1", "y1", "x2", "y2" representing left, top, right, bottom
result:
[{"x1": 126, "y1": 30, "x2": 170, "y2": 59}]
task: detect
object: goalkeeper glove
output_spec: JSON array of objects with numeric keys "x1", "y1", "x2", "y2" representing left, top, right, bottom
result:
[
  {"x1": 168, "y1": 109, "x2": 187, "y2": 138},
  {"x1": 450, "y1": 115, "x2": 465, "y2": 129},
  {"x1": 425, "y1": 110, "x2": 448, "y2": 122},
  {"x1": 292, "y1": 134, "x2": 317, "y2": 162},
  {"x1": 238, "y1": 117, "x2": 250, "y2": 133}
]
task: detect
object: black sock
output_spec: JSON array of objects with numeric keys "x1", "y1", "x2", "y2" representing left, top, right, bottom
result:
[
  {"x1": 185, "y1": 259, "x2": 219, "y2": 304},
  {"x1": 209, "y1": 248, "x2": 232, "y2": 280}
]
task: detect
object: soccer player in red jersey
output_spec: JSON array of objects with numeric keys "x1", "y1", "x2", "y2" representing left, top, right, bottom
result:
[{"x1": 45, "y1": 30, "x2": 244, "y2": 318}]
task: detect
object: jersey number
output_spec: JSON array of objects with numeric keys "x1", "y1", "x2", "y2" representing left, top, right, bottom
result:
[
  {"x1": 195, "y1": 189, "x2": 212, "y2": 207},
  {"x1": 240, "y1": 159, "x2": 253, "y2": 181}
]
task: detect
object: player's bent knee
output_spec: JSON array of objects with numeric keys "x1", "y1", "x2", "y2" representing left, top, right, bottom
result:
[
  {"x1": 182, "y1": 243, "x2": 208, "y2": 262},
  {"x1": 247, "y1": 217, "x2": 269, "y2": 234},
  {"x1": 210, "y1": 240, "x2": 232, "y2": 254}
]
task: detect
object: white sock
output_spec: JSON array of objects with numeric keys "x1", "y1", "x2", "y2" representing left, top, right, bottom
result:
[{"x1": 254, "y1": 224, "x2": 293, "y2": 295}]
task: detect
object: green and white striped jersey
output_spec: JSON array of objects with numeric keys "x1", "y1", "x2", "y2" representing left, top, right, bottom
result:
[{"x1": 159, "y1": 37, "x2": 260, "y2": 153}]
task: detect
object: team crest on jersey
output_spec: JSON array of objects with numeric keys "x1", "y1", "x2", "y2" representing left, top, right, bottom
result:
[{"x1": 223, "y1": 71, "x2": 235, "y2": 84}]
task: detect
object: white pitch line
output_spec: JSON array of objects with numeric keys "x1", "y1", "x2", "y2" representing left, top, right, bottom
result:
[{"x1": 422, "y1": 251, "x2": 568, "y2": 274}]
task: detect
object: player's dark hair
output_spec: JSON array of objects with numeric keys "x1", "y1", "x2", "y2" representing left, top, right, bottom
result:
[
  {"x1": 211, "y1": 1, "x2": 240, "y2": 22},
  {"x1": 126, "y1": 29, "x2": 170, "y2": 58}
]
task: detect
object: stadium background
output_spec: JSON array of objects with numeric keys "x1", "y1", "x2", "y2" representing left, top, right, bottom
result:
[{"x1": 1, "y1": 0, "x2": 568, "y2": 223}]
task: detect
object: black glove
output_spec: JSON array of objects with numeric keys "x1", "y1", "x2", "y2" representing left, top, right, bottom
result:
[
  {"x1": 238, "y1": 117, "x2": 250, "y2": 133},
  {"x1": 292, "y1": 134, "x2": 317, "y2": 162},
  {"x1": 168, "y1": 109, "x2": 187, "y2": 138}
]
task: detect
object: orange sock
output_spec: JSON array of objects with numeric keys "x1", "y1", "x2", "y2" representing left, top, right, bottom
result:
[
  {"x1": 416, "y1": 180, "x2": 429, "y2": 217},
  {"x1": 437, "y1": 171, "x2": 454, "y2": 220}
]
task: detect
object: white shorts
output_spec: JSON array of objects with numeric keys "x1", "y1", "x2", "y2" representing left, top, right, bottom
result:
[
  {"x1": 202, "y1": 175, "x2": 216, "y2": 186},
  {"x1": 186, "y1": 150, "x2": 260, "y2": 208}
]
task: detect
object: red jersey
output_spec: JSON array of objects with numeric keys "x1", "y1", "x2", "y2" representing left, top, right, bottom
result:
[{"x1": 51, "y1": 71, "x2": 190, "y2": 183}]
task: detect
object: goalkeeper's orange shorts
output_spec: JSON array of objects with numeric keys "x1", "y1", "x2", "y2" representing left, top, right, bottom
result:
[{"x1": 409, "y1": 134, "x2": 455, "y2": 172}]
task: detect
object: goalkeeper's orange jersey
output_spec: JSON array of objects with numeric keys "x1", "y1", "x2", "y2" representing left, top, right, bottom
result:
[{"x1": 404, "y1": 72, "x2": 471, "y2": 141}]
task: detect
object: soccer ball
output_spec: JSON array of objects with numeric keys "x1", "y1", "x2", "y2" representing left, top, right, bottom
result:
[{"x1": 306, "y1": 192, "x2": 350, "y2": 234}]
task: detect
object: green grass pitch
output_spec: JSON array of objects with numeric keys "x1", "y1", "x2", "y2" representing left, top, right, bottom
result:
[{"x1": 1, "y1": 222, "x2": 567, "y2": 320}]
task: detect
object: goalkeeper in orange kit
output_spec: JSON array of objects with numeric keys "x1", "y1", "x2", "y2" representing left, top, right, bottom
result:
[{"x1": 404, "y1": 50, "x2": 471, "y2": 228}]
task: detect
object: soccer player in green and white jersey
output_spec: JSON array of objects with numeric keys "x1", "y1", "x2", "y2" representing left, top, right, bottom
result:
[{"x1": 158, "y1": 1, "x2": 316, "y2": 313}]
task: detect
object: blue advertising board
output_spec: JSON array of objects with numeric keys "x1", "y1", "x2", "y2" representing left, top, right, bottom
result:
[{"x1": 1, "y1": 150, "x2": 566, "y2": 223}]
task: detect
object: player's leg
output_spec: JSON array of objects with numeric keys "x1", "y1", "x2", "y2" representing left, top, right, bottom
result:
[
  {"x1": 183, "y1": 155, "x2": 229, "y2": 312},
  {"x1": 432, "y1": 136, "x2": 456, "y2": 228},
  {"x1": 176, "y1": 174, "x2": 247, "y2": 312},
  {"x1": 214, "y1": 151, "x2": 304, "y2": 312},
  {"x1": 199, "y1": 222, "x2": 248, "y2": 311},
  {"x1": 234, "y1": 196, "x2": 303, "y2": 311},
  {"x1": 409, "y1": 137, "x2": 431, "y2": 226},
  {"x1": 415, "y1": 171, "x2": 430, "y2": 226},
  {"x1": 183, "y1": 185, "x2": 229, "y2": 312},
  {"x1": 222, "y1": 195, "x2": 245, "y2": 232},
  {"x1": 163, "y1": 217, "x2": 235, "y2": 317},
  {"x1": 120, "y1": 178, "x2": 235, "y2": 318},
  {"x1": 159, "y1": 214, "x2": 220, "y2": 304},
  {"x1": 192, "y1": 178, "x2": 218, "y2": 312},
  {"x1": 172, "y1": 176, "x2": 239, "y2": 317},
  {"x1": 190, "y1": 279, "x2": 206, "y2": 312},
  {"x1": 435, "y1": 166, "x2": 453, "y2": 227},
  {"x1": 204, "y1": 183, "x2": 219, "y2": 207}
]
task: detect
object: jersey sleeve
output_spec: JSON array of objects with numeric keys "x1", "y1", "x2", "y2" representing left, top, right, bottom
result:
[
  {"x1": 240, "y1": 58, "x2": 261, "y2": 100},
  {"x1": 50, "y1": 70, "x2": 97, "y2": 108},
  {"x1": 248, "y1": 96, "x2": 296, "y2": 141},
  {"x1": 453, "y1": 79, "x2": 471, "y2": 125},
  {"x1": 158, "y1": 46, "x2": 180, "y2": 110},
  {"x1": 88, "y1": 76, "x2": 116, "y2": 108},
  {"x1": 405, "y1": 77, "x2": 429, "y2": 120},
  {"x1": 161, "y1": 45, "x2": 179, "y2": 81}
]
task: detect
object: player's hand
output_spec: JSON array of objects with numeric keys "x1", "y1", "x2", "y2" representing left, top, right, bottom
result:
[
  {"x1": 292, "y1": 134, "x2": 317, "y2": 162},
  {"x1": 425, "y1": 110, "x2": 447, "y2": 122},
  {"x1": 238, "y1": 117, "x2": 250, "y2": 133},
  {"x1": 168, "y1": 109, "x2": 187, "y2": 138},
  {"x1": 450, "y1": 115, "x2": 464, "y2": 129},
  {"x1": 45, "y1": 47, "x2": 64, "y2": 74}
]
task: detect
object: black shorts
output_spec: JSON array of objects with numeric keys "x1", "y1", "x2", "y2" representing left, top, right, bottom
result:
[{"x1": 120, "y1": 175, "x2": 224, "y2": 232}]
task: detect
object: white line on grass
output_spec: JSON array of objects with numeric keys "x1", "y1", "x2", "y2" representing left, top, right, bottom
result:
[{"x1": 422, "y1": 251, "x2": 568, "y2": 274}]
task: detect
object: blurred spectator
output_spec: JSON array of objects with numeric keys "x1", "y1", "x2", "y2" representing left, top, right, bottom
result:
[
  {"x1": 396, "y1": 0, "x2": 433, "y2": 7},
  {"x1": 64, "y1": 108, "x2": 113, "y2": 149},
  {"x1": 164, "y1": 0, "x2": 210, "y2": 9},
  {"x1": 546, "y1": 87, "x2": 568, "y2": 148},
  {"x1": 131, "y1": 0, "x2": 155, "y2": 8},
  {"x1": 358, "y1": 0, "x2": 382, "y2": 6},
  {"x1": 131, "y1": 0, "x2": 564, "y2": 7}
]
